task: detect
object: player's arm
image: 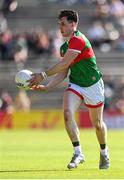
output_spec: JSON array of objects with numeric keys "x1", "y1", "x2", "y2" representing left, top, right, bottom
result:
[
  {"x1": 31, "y1": 69, "x2": 68, "y2": 91},
  {"x1": 45, "y1": 36, "x2": 85, "y2": 76},
  {"x1": 29, "y1": 50, "x2": 79, "y2": 87},
  {"x1": 45, "y1": 50, "x2": 78, "y2": 76},
  {"x1": 46, "y1": 69, "x2": 68, "y2": 90}
]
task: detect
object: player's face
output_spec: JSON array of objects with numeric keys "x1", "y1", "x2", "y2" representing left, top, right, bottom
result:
[{"x1": 58, "y1": 17, "x2": 75, "y2": 37}]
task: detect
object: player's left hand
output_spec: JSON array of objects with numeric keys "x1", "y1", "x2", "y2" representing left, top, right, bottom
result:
[{"x1": 28, "y1": 73, "x2": 44, "y2": 87}]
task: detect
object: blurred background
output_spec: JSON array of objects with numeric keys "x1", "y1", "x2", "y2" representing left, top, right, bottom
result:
[{"x1": 0, "y1": 0, "x2": 124, "y2": 129}]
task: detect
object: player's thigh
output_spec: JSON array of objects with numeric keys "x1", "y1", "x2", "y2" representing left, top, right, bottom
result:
[
  {"x1": 88, "y1": 105, "x2": 104, "y2": 126},
  {"x1": 63, "y1": 90, "x2": 82, "y2": 112}
]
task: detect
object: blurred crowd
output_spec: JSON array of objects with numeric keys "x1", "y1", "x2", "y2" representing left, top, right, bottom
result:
[
  {"x1": 0, "y1": 0, "x2": 124, "y2": 112},
  {"x1": 0, "y1": 88, "x2": 31, "y2": 113},
  {"x1": 1, "y1": 0, "x2": 124, "y2": 66},
  {"x1": 0, "y1": 19, "x2": 64, "y2": 70},
  {"x1": 87, "y1": 0, "x2": 124, "y2": 52},
  {"x1": 0, "y1": 13, "x2": 63, "y2": 66},
  {"x1": 104, "y1": 75, "x2": 124, "y2": 113}
]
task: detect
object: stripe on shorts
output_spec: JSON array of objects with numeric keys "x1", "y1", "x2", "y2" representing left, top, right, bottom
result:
[
  {"x1": 85, "y1": 102, "x2": 104, "y2": 108},
  {"x1": 66, "y1": 88, "x2": 84, "y2": 100}
]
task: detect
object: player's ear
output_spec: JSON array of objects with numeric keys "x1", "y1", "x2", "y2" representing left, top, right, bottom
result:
[{"x1": 72, "y1": 22, "x2": 76, "y2": 28}]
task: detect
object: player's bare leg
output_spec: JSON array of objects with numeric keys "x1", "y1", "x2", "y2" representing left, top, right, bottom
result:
[
  {"x1": 88, "y1": 105, "x2": 110, "y2": 169},
  {"x1": 63, "y1": 91, "x2": 85, "y2": 169}
]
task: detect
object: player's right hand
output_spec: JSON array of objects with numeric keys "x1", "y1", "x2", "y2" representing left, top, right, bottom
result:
[
  {"x1": 28, "y1": 73, "x2": 44, "y2": 87},
  {"x1": 30, "y1": 85, "x2": 47, "y2": 91}
]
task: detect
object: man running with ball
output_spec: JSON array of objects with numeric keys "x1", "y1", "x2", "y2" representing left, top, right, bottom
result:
[{"x1": 29, "y1": 10, "x2": 110, "y2": 170}]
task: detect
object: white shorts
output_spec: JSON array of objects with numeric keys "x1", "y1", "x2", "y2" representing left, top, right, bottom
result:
[{"x1": 66, "y1": 78, "x2": 104, "y2": 108}]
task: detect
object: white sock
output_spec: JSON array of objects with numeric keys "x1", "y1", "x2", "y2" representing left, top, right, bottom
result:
[
  {"x1": 100, "y1": 147, "x2": 109, "y2": 156},
  {"x1": 74, "y1": 146, "x2": 82, "y2": 155}
]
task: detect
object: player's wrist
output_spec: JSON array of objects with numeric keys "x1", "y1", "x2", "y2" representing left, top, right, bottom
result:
[{"x1": 40, "y1": 71, "x2": 48, "y2": 80}]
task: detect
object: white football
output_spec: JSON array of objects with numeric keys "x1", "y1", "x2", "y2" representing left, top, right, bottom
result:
[{"x1": 15, "y1": 69, "x2": 33, "y2": 90}]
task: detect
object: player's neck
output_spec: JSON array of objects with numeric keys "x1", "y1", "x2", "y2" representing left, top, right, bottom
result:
[{"x1": 67, "y1": 29, "x2": 77, "y2": 41}]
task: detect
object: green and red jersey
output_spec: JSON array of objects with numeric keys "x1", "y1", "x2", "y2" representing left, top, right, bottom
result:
[{"x1": 60, "y1": 30, "x2": 102, "y2": 87}]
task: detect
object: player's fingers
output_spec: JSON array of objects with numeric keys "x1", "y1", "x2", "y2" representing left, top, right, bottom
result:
[
  {"x1": 30, "y1": 85, "x2": 38, "y2": 90},
  {"x1": 30, "y1": 82, "x2": 38, "y2": 88},
  {"x1": 26, "y1": 74, "x2": 35, "y2": 82},
  {"x1": 28, "y1": 78, "x2": 38, "y2": 87},
  {"x1": 30, "y1": 85, "x2": 43, "y2": 91}
]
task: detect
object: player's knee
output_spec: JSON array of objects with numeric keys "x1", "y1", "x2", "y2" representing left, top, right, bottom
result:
[
  {"x1": 94, "y1": 119, "x2": 103, "y2": 130},
  {"x1": 64, "y1": 109, "x2": 73, "y2": 122}
]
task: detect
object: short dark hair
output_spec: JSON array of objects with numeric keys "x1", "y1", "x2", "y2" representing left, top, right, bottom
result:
[{"x1": 58, "y1": 10, "x2": 79, "y2": 23}]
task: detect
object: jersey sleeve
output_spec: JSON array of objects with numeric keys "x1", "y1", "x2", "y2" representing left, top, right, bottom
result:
[{"x1": 68, "y1": 36, "x2": 85, "y2": 53}]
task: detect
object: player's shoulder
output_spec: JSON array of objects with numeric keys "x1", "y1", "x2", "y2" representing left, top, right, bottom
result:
[{"x1": 69, "y1": 30, "x2": 86, "y2": 42}]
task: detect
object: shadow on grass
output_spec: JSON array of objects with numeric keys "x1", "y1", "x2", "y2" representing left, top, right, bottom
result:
[{"x1": 0, "y1": 169, "x2": 70, "y2": 173}]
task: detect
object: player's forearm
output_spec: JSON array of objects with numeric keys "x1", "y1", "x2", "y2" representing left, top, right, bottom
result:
[
  {"x1": 45, "y1": 50, "x2": 78, "y2": 77},
  {"x1": 46, "y1": 70, "x2": 68, "y2": 90},
  {"x1": 45, "y1": 60, "x2": 69, "y2": 77},
  {"x1": 28, "y1": 51, "x2": 78, "y2": 87}
]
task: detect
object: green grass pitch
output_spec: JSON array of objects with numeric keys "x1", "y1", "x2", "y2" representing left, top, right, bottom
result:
[{"x1": 0, "y1": 129, "x2": 124, "y2": 179}]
